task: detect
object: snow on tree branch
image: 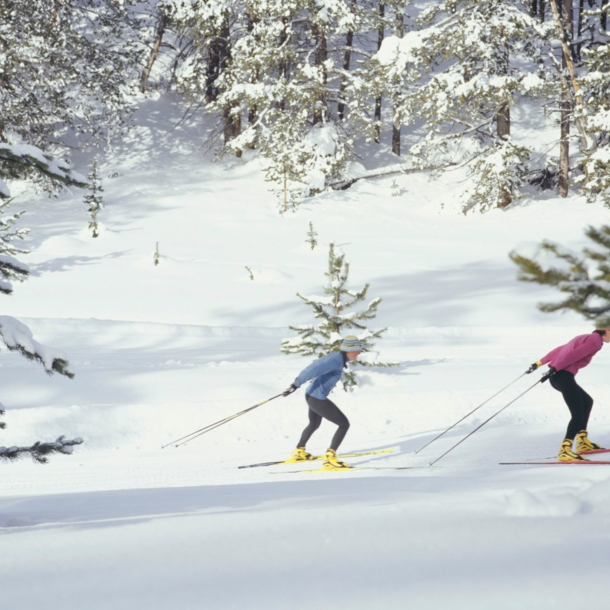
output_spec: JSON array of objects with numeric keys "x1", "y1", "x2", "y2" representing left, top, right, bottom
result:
[
  {"x1": 0, "y1": 436, "x2": 83, "y2": 464},
  {"x1": 0, "y1": 143, "x2": 87, "y2": 200},
  {"x1": 282, "y1": 242, "x2": 396, "y2": 390},
  {"x1": 0, "y1": 316, "x2": 74, "y2": 378}
]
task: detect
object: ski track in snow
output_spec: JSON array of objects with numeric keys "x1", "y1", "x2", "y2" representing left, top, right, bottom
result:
[{"x1": 2, "y1": 98, "x2": 610, "y2": 608}]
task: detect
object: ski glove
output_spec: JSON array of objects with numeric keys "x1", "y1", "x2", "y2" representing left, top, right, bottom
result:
[
  {"x1": 282, "y1": 384, "x2": 297, "y2": 397},
  {"x1": 526, "y1": 361, "x2": 543, "y2": 374},
  {"x1": 541, "y1": 367, "x2": 557, "y2": 383}
]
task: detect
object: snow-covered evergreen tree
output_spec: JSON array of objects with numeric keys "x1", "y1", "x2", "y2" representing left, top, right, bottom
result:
[
  {"x1": 0, "y1": 143, "x2": 87, "y2": 197},
  {"x1": 178, "y1": 0, "x2": 372, "y2": 208},
  {"x1": 577, "y1": 40, "x2": 610, "y2": 206},
  {"x1": 282, "y1": 242, "x2": 396, "y2": 389},
  {"x1": 0, "y1": 316, "x2": 82, "y2": 464},
  {"x1": 0, "y1": 200, "x2": 29, "y2": 294},
  {"x1": 0, "y1": 142, "x2": 84, "y2": 464},
  {"x1": 0, "y1": 0, "x2": 142, "y2": 155},
  {"x1": 373, "y1": 0, "x2": 555, "y2": 211},
  {"x1": 0, "y1": 142, "x2": 85, "y2": 293},
  {"x1": 510, "y1": 224, "x2": 610, "y2": 326}
]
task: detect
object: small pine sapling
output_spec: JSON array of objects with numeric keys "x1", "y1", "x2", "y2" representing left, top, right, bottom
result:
[
  {"x1": 245, "y1": 265, "x2": 254, "y2": 280},
  {"x1": 154, "y1": 242, "x2": 160, "y2": 266},
  {"x1": 306, "y1": 222, "x2": 318, "y2": 250},
  {"x1": 84, "y1": 159, "x2": 104, "y2": 238},
  {"x1": 282, "y1": 243, "x2": 397, "y2": 390},
  {"x1": 510, "y1": 224, "x2": 610, "y2": 326},
  {"x1": 391, "y1": 180, "x2": 401, "y2": 197}
]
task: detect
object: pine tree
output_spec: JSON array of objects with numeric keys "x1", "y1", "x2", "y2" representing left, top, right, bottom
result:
[
  {"x1": 577, "y1": 39, "x2": 610, "y2": 206},
  {"x1": 0, "y1": 316, "x2": 82, "y2": 464},
  {"x1": 509, "y1": 224, "x2": 610, "y2": 326},
  {"x1": 84, "y1": 159, "x2": 104, "y2": 238},
  {"x1": 306, "y1": 221, "x2": 318, "y2": 250},
  {"x1": 0, "y1": 142, "x2": 85, "y2": 292},
  {"x1": 0, "y1": 199, "x2": 29, "y2": 294},
  {"x1": 0, "y1": 0, "x2": 142, "y2": 154},
  {"x1": 178, "y1": 0, "x2": 361, "y2": 207},
  {"x1": 372, "y1": 0, "x2": 555, "y2": 211},
  {"x1": 282, "y1": 243, "x2": 396, "y2": 390},
  {"x1": 0, "y1": 144, "x2": 84, "y2": 464}
]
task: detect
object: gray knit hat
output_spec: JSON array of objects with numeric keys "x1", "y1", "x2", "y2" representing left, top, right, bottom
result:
[{"x1": 340, "y1": 335, "x2": 363, "y2": 352}]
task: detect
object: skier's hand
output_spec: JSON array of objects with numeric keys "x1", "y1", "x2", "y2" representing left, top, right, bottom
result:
[
  {"x1": 541, "y1": 367, "x2": 557, "y2": 383},
  {"x1": 282, "y1": 384, "x2": 297, "y2": 397},
  {"x1": 526, "y1": 361, "x2": 542, "y2": 374}
]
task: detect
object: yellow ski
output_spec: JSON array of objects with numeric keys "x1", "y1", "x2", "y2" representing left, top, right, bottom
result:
[{"x1": 238, "y1": 448, "x2": 393, "y2": 469}]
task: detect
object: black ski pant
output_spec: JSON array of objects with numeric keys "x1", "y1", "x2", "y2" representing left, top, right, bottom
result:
[
  {"x1": 297, "y1": 395, "x2": 350, "y2": 451},
  {"x1": 549, "y1": 370, "x2": 594, "y2": 441}
]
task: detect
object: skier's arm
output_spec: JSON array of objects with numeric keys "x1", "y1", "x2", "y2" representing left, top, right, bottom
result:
[
  {"x1": 293, "y1": 356, "x2": 336, "y2": 389},
  {"x1": 539, "y1": 347, "x2": 559, "y2": 366}
]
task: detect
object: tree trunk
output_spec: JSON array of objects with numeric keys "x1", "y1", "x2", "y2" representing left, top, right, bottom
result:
[
  {"x1": 207, "y1": 22, "x2": 240, "y2": 157},
  {"x1": 206, "y1": 24, "x2": 230, "y2": 103},
  {"x1": 374, "y1": 3, "x2": 385, "y2": 143},
  {"x1": 497, "y1": 102, "x2": 512, "y2": 208},
  {"x1": 223, "y1": 104, "x2": 242, "y2": 156},
  {"x1": 497, "y1": 104, "x2": 510, "y2": 141},
  {"x1": 312, "y1": 24, "x2": 327, "y2": 125},
  {"x1": 278, "y1": 18, "x2": 289, "y2": 112},
  {"x1": 392, "y1": 8, "x2": 403, "y2": 156},
  {"x1": 539, "y1": 0, "x2": 545, "y2": 20},
  {"x1": 575, "y1": 0, "x2": 584, "y2": 61},
  {"x1": 246, "y1": 10, "x2": 258, "y2": 145},
  {"x1": 140, "y1": 11, "x2": 170, "y2": 93},
  {"x1": 602, "y1": 0, "x2": 608, "y2": 31},
  {"x1": 558, "y1": 0, "x2": 573, "y2": 198},
  {"x1": 530, "y1": 0, "x2": 537, "y2": 16},
  {"x1": 337, "y1": 0, "x2": 356, "y2": 121}
]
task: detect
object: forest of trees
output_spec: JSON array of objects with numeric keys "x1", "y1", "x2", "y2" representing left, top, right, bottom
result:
[{"x1": 1, "y1": 0, "x2": 610, "y2": 213}]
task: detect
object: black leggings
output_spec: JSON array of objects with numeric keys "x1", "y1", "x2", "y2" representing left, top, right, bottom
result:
[
  {"x1": 550, "y1": 370, "x2": 594, "y2": 440},
  {"x1": 297, "y1": 395, "x2": 350, "y2": 451}
]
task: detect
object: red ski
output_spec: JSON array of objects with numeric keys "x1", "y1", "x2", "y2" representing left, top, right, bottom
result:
[
  {"x1": 579, "y1": 448, "x2": 610, "y2": 455},
  {"x1": 500, "y1": 460, "x2": 610, "y2": 465}
]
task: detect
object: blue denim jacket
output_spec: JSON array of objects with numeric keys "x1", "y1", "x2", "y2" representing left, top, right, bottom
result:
[{"x1": 293, "y1": 351, "x2": 347, "y2": 400}]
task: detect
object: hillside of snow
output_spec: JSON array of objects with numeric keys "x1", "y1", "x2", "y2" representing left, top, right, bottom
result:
[{"x1": 2, "y1": 95, "x2": 610, "y2": 609}]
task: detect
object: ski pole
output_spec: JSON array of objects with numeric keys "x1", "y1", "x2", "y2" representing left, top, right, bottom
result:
[
  {"x1": 428, "y1": 377, "x2": 543, "y2": 467},
  {"x1": 414, "y1": 372, "x2": 527, "y2": 455},
  {"x1": 161, "y1": 392, "x2": 284, "y2": 449}
]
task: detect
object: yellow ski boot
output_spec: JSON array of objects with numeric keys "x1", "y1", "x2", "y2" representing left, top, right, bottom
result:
[
  {"x1": 291, "y1": 446, "x2": 315, "y2": 461},
  {"x1": 322, "y1": 448, "x2": 352, "y2": 470},
  {"x1": 575, "y1": 430, "x2": 603, "y2": 454},
  {"x1": 558, "y1": 438, "x2": 586, "y2": 462}
]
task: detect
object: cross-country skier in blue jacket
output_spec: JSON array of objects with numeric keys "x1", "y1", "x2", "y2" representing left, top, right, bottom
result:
[{"x1": 282, "y1": 335, "x2": 363, "y2": 469}]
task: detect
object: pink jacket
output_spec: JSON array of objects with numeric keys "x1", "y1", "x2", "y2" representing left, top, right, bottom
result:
[{"x1": 540, "y1": 332, "x2": 603, "y2": 375}]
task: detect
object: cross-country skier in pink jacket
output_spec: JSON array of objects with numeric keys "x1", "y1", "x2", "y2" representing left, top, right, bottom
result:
[{"x1": 528, "y1": 327, "x2": 610, "y2": 461}]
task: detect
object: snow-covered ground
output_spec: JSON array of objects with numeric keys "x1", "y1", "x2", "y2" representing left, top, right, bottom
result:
[{"x1": 2, "y1": 96, "x2": 610, "y2": 608}]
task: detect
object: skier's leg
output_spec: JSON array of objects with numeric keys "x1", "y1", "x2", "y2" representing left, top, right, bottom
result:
[
  {"x1": 305, "y1": 395, "x2": 350, "y2": 451},
  {"x1": 550, "y1": 371, "x2": 585, "y2": 440},
  {"x1": 572, "y1": 383, "x2": 603, "y2": 451},
  {"x1": 577, "y1": 385, "x2": 594, "y2": 430},
  {"x1": 297, "y1": 402, "x2": 322, "y2": 448},
  {"x1": 550, "y1": 371, "x2": 589, "y2": 460}
]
